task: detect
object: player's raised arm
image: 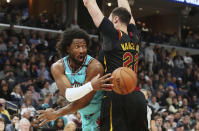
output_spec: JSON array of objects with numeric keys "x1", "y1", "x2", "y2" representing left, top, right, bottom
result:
[
  {"x1": 83, "y1": 0, "x2": 104, "y2": 28},
  {"x1": 118, "y1": 0, "x2": 135, "y2": 25}
]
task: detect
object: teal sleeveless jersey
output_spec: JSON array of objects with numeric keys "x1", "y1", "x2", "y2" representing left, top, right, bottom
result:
[{"x1": 62, "y1": 55, "x2": 103, "y2": 131}]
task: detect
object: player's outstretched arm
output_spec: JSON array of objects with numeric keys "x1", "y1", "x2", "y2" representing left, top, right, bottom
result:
[
  {"x1": 83, "y1": 0, "x2": 104, "y2": 28},
  {"x1": 118, "y1": 0, "x2": 135, "y2": 25},
  {"x1": 38, "y1": 60, "x2": 112, "y2": 126}
]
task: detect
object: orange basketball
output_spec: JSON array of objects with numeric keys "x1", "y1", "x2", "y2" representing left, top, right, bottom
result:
[{"x1": 111, "y1": 67, "x2": 137, "y2": 95}]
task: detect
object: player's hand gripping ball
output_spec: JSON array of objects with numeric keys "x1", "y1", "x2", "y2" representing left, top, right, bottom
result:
[{"x1": 111, "y1": 67, "x2": 137, "y2": 95}]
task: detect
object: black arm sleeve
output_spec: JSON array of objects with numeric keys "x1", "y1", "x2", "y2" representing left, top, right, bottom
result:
[
  {"x1": 98, "y1": 17, "x2": 120, "y2": 51},
  {"x1": 128, "y1": 24, "x2": 140, "y2": 43},
  {"x1": 98, "y1": 17, "x2": 119, "y2": 40},
  {"x1": 127, "y1": 24, "x2": 137, "y2": 32}
]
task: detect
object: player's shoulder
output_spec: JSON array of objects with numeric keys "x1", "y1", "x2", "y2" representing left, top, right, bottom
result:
[
  {"x1": 87, "y1": 58, "x2": 104, "y2": 72},
  {"x1": 51, "y1": 59, "x2": 65, "y2": 73},
  {"x1": 89, "y1": 58, "x2": 103, "y2": 68}
]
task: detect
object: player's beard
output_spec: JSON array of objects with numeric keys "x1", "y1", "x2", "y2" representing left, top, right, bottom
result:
[{"x1": 69, "y1": 54, "x2": 85, "y2": 66}]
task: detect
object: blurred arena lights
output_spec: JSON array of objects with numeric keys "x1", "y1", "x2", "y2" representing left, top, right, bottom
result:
[
  {"x1": 139, "y1": 7, "x2": 143, "y2": 11},
  {"x1": 6, "y1": 0, "x2": 11, "y2": 3},
  {"x1": 107, "y1": 2, "x2": 112, "y2": 7}
]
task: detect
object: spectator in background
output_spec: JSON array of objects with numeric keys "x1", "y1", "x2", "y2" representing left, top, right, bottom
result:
[
  {"x1": 140, "y1": 86, "x2": 157, "y2": 131},
  {"x1": 167, "y1": 56, "x2": 174, "y2": 68},
  {"x1": 166, "y1": 90, "x2": 176, "y2": 106},
  {"x1": 0, "y1": 118, "x2": 5, "y2": 131},
  {"x1": 183, "y1": 68, "x2": 193, "y2": 89},
  {"x1": 37, "y1": 62, "x2": 50, "y2": 80},
  {"x1": 168, "y1": 76, "x2": 178, "y2": 94},
  {"x1": 0, "y1": 82, "x2": 11, "y2": 101},
  {"x1": 64, "y1": 121, "x2": 76, "y2": 131},
  {"x1": 11, "y1": 84, "x2": 24, "y2": 105},
  {"x1": 27, "y1": 84, "x2": 40, "y2": 103},
  {"x1": 45, "y1": 92, "x2": 53, "y2": 107},
  {"x1": 29, "y1": 64, "x2": 38, "y2": 78},
  {"x1": 182, "y1": 98, "x2": 191, "y2": 113},
  {"x1": 183, "y1": 115, "x2": 192, "y2": 130},
  {"x1": 170, "y1": 48, "x2": 176, "y2": 60},
  {"x1": 15, "y1": 53, "x2": 25, "y2": 63},
  {"x1": 6, "y1": 114, "x2": 20, "y2": 131},
  {"x1": 155, "y1": 116, "x2": 163, "y2": 131},
  {"x1": 163, "y1": 120, "x2": 172, "y2": 131},
  {"x1": 53, "y1": 118, "x2": 65, "y2": 130},
  {"x1": 37, "y1": 34, "x2": 49, "y2": 53},
  {"x1": 7, "y1": 41, "x2": 17, "y2": 55},
  {"x1": 184, "y1": 52, "x2": 193, "y2": 65},
  {"x1": 0, "y1": 99, "x2": 10, "y2": 120},
  {"x1": 176, "y1": 122, "x2": 184, "y2": 131},
  {"x1": 49, "y1": 81, "x2": 58, "y2": 96},
  {"x1": 167, "y1": 114, "x2": 177, "y2": 129},
  {"x1": 0, "y1": 65, "x2": 12, "y2": 81},
  {"x1": 16, "y1": 62, "x2": 31, "y2": 81},
  {"x1": 194, "y1": 74, "x2": 199, "y2": 94},
  {"x1": 29, "y1": 33, "x2": 39, "y2": 46},
  {"x1": 190, "y1": 95, "x2": 199, "y2": 110},
  {"x1": 1, "y1": 31, "x2": 8, "y2": 43},
  {"x1": 149, "y1": 96, "x2": 160, "y2": 112},
  {"x1": 142, "y1": 22, "x2": 149, "y2": 32},
  {"x1": 21, "y1": 97, "x2": 36, "y2": 118},
  {"x1": 0, "y1": 37, "x2": 7, "y2": 54},
  {"x1": 143, "y1": 78, "x2": 154, "y2": 94},
  {"x1": 42, "y1": 97, "x2": 50, "y2": 110},
  {"x1": 0, "y1": 103, "x2": 10, "y2": 125},
  {"x1": 174, "y1": 55, "x2": 184, "y2": 69},
  {"x1": 40, "y1": 81, "x2": 51, "y2": 97},
  {"x1": 144, "y1": 43, "x2": 156, "y2": 73},
  {"x1": 18, "y1": 110, "x2": 31, "y2": 131}
]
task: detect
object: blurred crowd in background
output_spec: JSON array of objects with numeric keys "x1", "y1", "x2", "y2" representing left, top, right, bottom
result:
[
  {"x1": 136, "y1": 21, "x2": 199, "y2": 49},
  {"x1": 0, "y1": 23, "x2": 199, "y2": 130},
  {"x1": 0, "y1": 4, "x2": 65, "y2": 30},
  {"x1": 0, "y1": 3, "x2": 199, "y2": 49},
  {"x1": 0, "y1": 2, "x2": 199, "y2": 131}
]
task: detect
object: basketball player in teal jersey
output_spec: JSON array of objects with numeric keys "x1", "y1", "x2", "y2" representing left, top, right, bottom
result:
[{"x1": 38, "y1": 28, "x2": 113, "y2": 131}]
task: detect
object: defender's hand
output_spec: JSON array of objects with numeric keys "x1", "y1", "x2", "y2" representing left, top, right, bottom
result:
[
  {"x1": 37, "y1": 108, "x2": 58, "y2": 126},
  {"x1": 91, "y1": 73, "x2": 113, "y2": 91}
]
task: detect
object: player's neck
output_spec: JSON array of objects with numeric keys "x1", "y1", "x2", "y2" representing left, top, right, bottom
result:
[
  {"x1": 116, "y1": 25, "x2": 128, "y2": 34},
  {"x1": 68, "y1": 58, "x2": 81, "y2": 72}
]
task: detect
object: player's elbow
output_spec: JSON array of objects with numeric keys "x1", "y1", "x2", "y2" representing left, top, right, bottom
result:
[{"x1": 83, "y1": 0, "x2": 90, "y2": 7}]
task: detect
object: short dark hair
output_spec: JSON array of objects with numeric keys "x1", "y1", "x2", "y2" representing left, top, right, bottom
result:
[
  {"x1": 0, "y1": 118, "x2": 5, "y2": 123},
  {"x1": 111, "y1": 7, "x2": 131, "y2": 26},
  {"x1": 10, "y1": 114, "x2": 19, "y2": 120},
  {"x1": 56, "y1": 28, "x2": 90, "y2": 57}
]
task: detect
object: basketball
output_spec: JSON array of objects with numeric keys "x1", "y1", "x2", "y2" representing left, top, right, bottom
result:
[{"x1": 111, "y1": 67, "x2": 137, "y2": 95}]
